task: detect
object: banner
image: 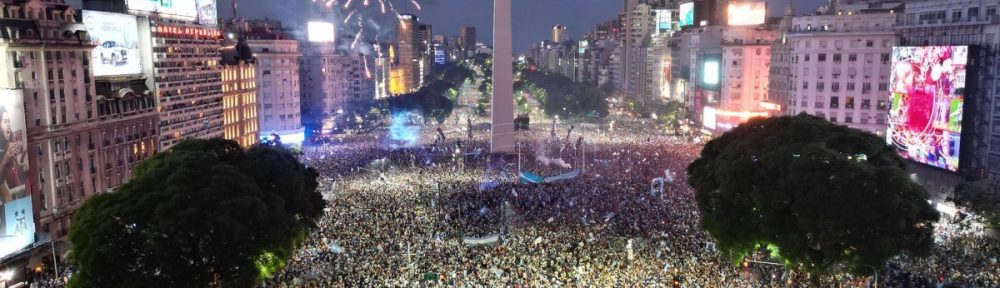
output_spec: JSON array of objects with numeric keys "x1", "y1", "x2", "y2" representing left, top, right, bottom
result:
[
  {"x1": 544, "y1": 169, "x2": 582, "y2": 182},
  {"x1": 462, "y1": 234, "x2": 500, "y2": 246},
  {"x1": 518, "y1": 170, "x2": 544, "y2": 184},
  {"x1": 518, "y1": 169, "x2": 582, "y2": 184}
]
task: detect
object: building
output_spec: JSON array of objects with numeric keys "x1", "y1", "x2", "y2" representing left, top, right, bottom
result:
[
  {"x1": 715, "y1": 26, "x2": 778, "y2": 130},
  {"x1": 220, "y1": 39, "x2": 259, "y2": 147},
  {"x1": 395, "y1": 14, "x2": 421, "y2": 94},
  {"x1": 140, "y1": 3, "x2": 224, "y2": 150},
  {"x1": 768, "y1": 4, "x2": 795, "y2": 118},
  {"x1": 622, "y1": 3, "x2": 656, "y2": 105},
  {"x1": 459, "y1": 26, "x2": 476, "y2": 57},
  {"x1": 553, "y1": 25, "x2": 569, "y2": 43},
  {"x1": 783, "y1": 8, "x2": 897, "y2": 135},
  {"x1": 234, "y1": 20, "x2": 304, "y2": 145},
  {"x1": 896, "y1": 0, "x2": 1000, "y2": 178},
  {"x1": 300, "y1": 46, "x2": 372, "y2": 133},
  {"x1": 0, "y1": 0, "x2": 156, "y2": 278}
]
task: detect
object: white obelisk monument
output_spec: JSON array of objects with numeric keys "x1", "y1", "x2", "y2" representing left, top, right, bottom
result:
[{"x1": 491, "y1": 0, "x2": 516, "y2": 153}]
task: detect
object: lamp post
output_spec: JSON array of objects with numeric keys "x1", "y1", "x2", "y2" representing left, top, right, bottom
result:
[{"x1": 858, "y1": 264, "x2": 879, "y2": 288}]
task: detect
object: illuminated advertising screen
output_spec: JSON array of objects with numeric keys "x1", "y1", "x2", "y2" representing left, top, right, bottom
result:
[
  {"x1": 83, "y1": 11, "x2": 142, "y2": 77},
  {"x1": 703, "y1": 60, "x2": 720, "y2": 85},
  {"x1": 196, "y1": 0, "x2": 217, "y2": 26},
  {"x1": 727, "y1": 2, "x2": 766, "y2": 26},
  {"x1": 654, "y1": 9, "x2": 673, "y2": 35},
  {"x1": 679, "y1": 3, "x2": 695, "y2": 27},
  {"x1": 0, "y1": 89, "x2": 33, "y2": 259},
  {"x1": 887, "y1": 46, "x2": 968, "y2": 171},
  {"x1": 127, "y1": 0, "x2": 197, "y2": 19},
  {"x1": 308, "y1": 22, "x2": 335, "y2": 43}
]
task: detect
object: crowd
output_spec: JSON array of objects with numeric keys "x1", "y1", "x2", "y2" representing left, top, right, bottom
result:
[{"x1": 260, "y1": 111, "x2": 1000, "y2": 288}]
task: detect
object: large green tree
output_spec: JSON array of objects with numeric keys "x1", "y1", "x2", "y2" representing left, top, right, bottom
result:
[
  {"x1": 69, "y1": 139, "x2": 323, "y2": 288},
  {"x1": 687, "y1": 114, "x2": 939, "y2": 281}
]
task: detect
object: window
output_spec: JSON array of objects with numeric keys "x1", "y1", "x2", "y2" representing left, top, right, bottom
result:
[
  {"x1": 877, "y1": 100, "x2": 888, "y2": 110},
  {"x1": 833, "y1": 54, "x2": 842, "y2": 62},
  {"x1": 953, "y1": 10, "x2": 962, "y2": 22},
  {"x1": 848, "y1": 54, "x2": 857, "y2": 62},
  {"x1": 802, "y1": 82, "x2": 809, "y2": 90},
  {"x1": 970, "y1": 7, "x2": 980, "y2": 20},
  {"x1": 817, "y1": 82, "x2": 825, "y2": 92},
  {"x1": 830, "y1": 96, "x2": 840, "y2": 108},
  {"x1": 847, "y1": 83, "x2": 856, "y2": 91},
  {"x1": 846, "y1": 97, "x2": 855, "y2": 109},
  {"x1": 832, "y1": 82, "x2": 840, "y2": 92},
  {"x1": 866, "y1": 40, "x2": 874, "y2": 47},
  {"x1": 818, "y1": 54, "x2": 827, "y2": 62},
  {"x1": 878, "y1": 83, "x2": 888, "y2": 92}
]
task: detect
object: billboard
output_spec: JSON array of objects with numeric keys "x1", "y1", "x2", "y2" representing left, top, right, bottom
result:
[
  {"x1": 83, "y1": 10, "x2": 142, "y2": 77},
  {"x1": 703, "y1": 60, "x2": 720, "y2": 85},
  {"x1": 0, "y1": 89, "x2": 32, "y2": 259},
  {"x1": 727, "y1": 2, "x2": 766, "y2": 26},
  {"x1": 196, "y1": 0, "x2": 217, "y2": 26},
  {"x1": 679, "y1": 3, "x2": 695, "y2": 27},
  {"x1": 127, "y1": 0, "x2": 198, "y2": 19},
  {"x1": 308, "y1": 22, "x2": 335, "y2": 43},
  {"x1": 0, "y1": 197, "x2": 35, "y2": 258},
  {"x1": 887, "y1": 46, "x2": 968, "y2": 171},
  {"x1": 654, "y1": 9, "x2": 673, "y2": 35}
]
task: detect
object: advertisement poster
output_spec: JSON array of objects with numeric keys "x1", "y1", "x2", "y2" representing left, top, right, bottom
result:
[
  {"x1": 679, "y1": 3, "x2": 695, "y2": 27},
  {"x1": 197, "y1": 0, "x2": 217, "y2": 27},
  {"x1": 887, "y1": 46, "x2": 968, "y2": 171},
  {"x1": 83, "y1": 10, "x2": 142, "y2": 77},
  {"x1": 127, "y1": 0, "x2": 198, "y2": 19},
  {"x1": 0, "y1": 89, "x2": 32, "y2": 258}
]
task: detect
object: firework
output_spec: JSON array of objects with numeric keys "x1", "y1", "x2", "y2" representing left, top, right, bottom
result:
[
  {"x1": 410, "y1": 0, "x2": 421, "y2": 10},
  {"x1": 343, "y1": 10, "x2": 356, "y2": 23}
]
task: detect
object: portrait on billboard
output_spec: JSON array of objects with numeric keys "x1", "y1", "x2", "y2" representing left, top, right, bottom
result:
[
  {"x1": 197, "y1": 0, "x2": 218, "y2": 26},
  {"x1": 83, "y1": 11, "x2": 143, "y2": 77},
  {"x1": 887, "y1": 46, "x2": 968, "y2": 171},
  {"x1": 679, "y1": 3, "x2": 695, "y2": 27},
  {"x1": 0, "y1": 90, "x2": 32, "y2": 258}
]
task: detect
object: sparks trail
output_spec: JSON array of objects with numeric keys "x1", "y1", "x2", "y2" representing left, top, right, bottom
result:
[{"x1": 410, "y1": 0, "x2": 421, "y2": 10}]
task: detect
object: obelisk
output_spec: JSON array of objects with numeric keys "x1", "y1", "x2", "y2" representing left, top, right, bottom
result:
[{"x1": 491, "y1": 0, "x2": 515, "y2": 153}]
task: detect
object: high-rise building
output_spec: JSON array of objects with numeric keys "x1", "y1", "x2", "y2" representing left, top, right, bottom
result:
[
  {"x1": 623, "y1": 3, "x2": 656, "y2": 104},
  {"x1": 220, "y1": 39, "x2": 259, "y2": 147},
  {"x1": 459, "y1": 26, "x2": 477, "y2": 56},
  {"x1": 553, "y1": 25, "x2": 569, "y2": 43},
  {"x1": 138, "y1": 2, "x2": 225, "y2": 150},
  {"x1": 231, "y1": 20, "x2": 305, "y2": 145},
  {"x1": 783, "y1": 9, "x2": 897, "y2": 135},
  {"x1": 395, "y1": 14, "x2": 421, "y2": 94},
  {"x1": 417, "y1": 23, "x2": 433, "y2": 87},
  {"x1": 300, "y1": 46, "x2": 373, "y2": 133}
]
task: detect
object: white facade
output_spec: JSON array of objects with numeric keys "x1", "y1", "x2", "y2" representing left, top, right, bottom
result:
[
  {"x1": 786, "y1": 12, "x2": 896, "y2": 134},
  {"x1": 299, "y1": 45, "x2": 372, "y2": 131},
  {"x1": 248, "y1": 39, "x2": 303, "y2": 141}
]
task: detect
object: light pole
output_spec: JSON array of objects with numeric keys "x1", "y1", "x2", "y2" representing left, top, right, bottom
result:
[{"x1": 858, "y1": 264, "x2": 879, "y2": 288}]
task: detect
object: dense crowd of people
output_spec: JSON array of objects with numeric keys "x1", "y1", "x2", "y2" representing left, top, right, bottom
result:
[{"x1": 260, "y1": 113, "x2": 1000, "y2": 287}]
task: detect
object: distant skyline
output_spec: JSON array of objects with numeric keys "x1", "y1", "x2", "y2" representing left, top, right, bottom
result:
[{"x1": 68, "y1": 0, "x2": 830, "y2": 53}]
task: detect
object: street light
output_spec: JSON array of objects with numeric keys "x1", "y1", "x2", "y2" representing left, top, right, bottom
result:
[{"x1": 858, "y1": 264, "x2": 879, "y2": 288}]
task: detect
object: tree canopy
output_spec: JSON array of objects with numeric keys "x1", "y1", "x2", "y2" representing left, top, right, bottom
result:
[
  {"x1": 954, "y1": 178, "x2": 1000, "y2": 229},
  {"x1": 385, "y1": 63, "x2": 474, "y2": 123},
  {"x1": 68, "y1": 139, "x2": 324, "y2": 288},
  {"x1": 687, "y1": 114, "x2": 939, "y2": 279},
  {"x1": 518, "y1": 70, "x2": 608, "y2": 120}
]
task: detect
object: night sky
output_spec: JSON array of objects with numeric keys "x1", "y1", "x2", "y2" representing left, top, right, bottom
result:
[{"x1": 69, "y1": 0, "x2": 829, "y2": 53}]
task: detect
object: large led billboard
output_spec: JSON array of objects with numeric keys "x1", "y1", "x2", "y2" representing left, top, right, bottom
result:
[
  {"x1": 653, "y1": 9, "x2": 673, "y2": 35},
  {"x1": 0, "y1": 89, "x2": 33, "y2": 259},
  {"x1": 83, "y1": 10, "x2": 142, "y2": 77},
  {"x1": 196, "y1": 0, "x2": 217, "y2": 27},
  {"x1": 127, "y1": 0, "x2": 198, "y2": 19},
  {"x1": 308, "y1": 21, "x2": 335, "y2": 43},
  {"x1": 727, "y1": 2, "x2": 766, "y2": 26},
  {"x1": 679, "y1": 3, "x2": 695, "y2": 27},
  {"x1": 703, "y1": 60, "x2": 720, "y2": 85},
  {"x1": 887, "y1": 46, "x2": 968, "y2": 171}
]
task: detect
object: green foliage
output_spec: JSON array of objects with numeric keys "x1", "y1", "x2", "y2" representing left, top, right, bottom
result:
[
  {"x1": 657, "y1": 101, "x2": 688, "y2": 127},
  {"x1": 68, "y1": 139, "x2": 324, "y2": 288},
  {"x1": 384, "y1": 64, "x2": 474, "y2": 124},
  {"x1": 687, "y1": 114, "x2": 939, "y2": 279},
  {"x1": 955, "y1": 178, "x2": 1000, "y2": 229},
  {"x1": 519, "y1": 70, "x2": 608, "y2": 120}
]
